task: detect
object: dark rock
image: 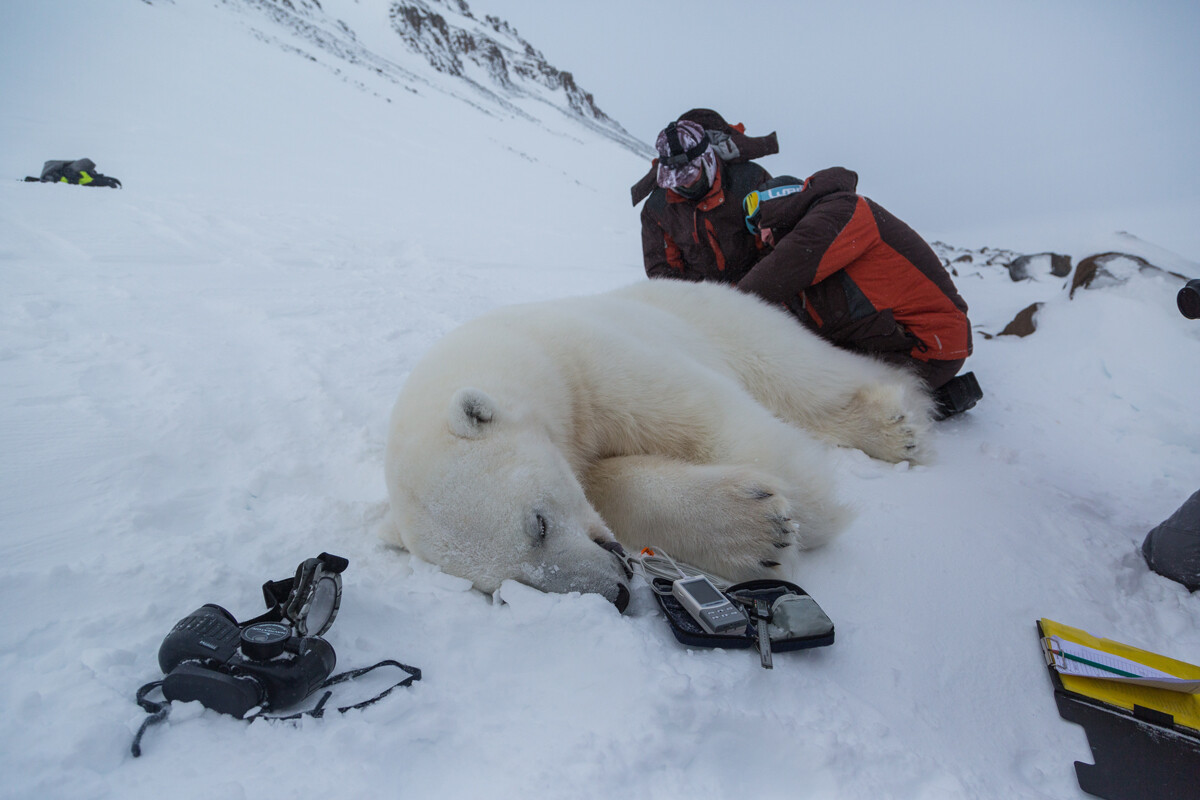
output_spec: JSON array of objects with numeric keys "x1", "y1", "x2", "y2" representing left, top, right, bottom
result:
[
  {"x1": 1070, "y1": 252, "x2": 1169, "y2": 298},
  {"x1": 999, "y1": 302, "x2": 1042, "y2": 337},
  {"x1": 1007, "y1": 252, "x2": 1072, "y2": 282}
]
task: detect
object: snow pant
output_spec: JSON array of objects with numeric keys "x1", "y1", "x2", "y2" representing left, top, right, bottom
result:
[{"x1": 1142, "y1": 490, "x2": 1200, "y2": 592}]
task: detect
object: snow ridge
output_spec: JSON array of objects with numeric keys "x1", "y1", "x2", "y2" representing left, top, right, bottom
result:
[{"x1": 221, "y1": 0, "x2": 652, "y2": 157}]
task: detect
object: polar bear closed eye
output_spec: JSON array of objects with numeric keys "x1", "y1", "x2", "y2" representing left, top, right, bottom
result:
[
  {"x1": 383, "y1": 280, "x2": 933, "y2": 604},
  {"x1": 386, "y1": 386, "x2": 632, "y2": 609}
]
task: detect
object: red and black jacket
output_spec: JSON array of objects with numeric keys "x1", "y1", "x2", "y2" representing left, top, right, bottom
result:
[
  {"x1": 640, "y1": 161, "x2": 770, "y2": 285},
  {"x1": 738, "y1": 167, "x2": 971, "y2": 363}
]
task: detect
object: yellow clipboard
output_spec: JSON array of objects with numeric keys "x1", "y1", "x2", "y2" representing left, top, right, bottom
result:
[{"x1": 1039, "y1": 618, "x2": 1200, "y2": 733}]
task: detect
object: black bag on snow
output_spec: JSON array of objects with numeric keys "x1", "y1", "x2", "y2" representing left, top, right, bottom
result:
[{"x1": 24, "y1": 158, "x2": 122, "y2": 188}]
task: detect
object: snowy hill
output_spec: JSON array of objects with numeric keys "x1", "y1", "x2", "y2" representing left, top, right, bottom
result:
[
  {"x1": 212, "y1": 0, "x2": 650, "y2": 157},
  {"x1": 1, "y1": 2, "x2": 1199, "y2": 799}
]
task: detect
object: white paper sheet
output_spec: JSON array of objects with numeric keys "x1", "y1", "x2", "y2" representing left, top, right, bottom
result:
[{"x1": 1043, "y1": 636, "x2": 1200, "y2": 693}]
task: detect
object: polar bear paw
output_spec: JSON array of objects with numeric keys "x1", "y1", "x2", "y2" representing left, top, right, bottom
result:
[
  {"x1": 881, "y1": 411, "x2": 922, "y2": 460},
  {"x1": 724, "y1": 474, "x2": 800, "y2": 555},
  {"x1": 684, "y1": 470, "x2": 808, "y2": 579},
  {"x1": 842, "y1": 383, "x2": 932, "y2": 463},
  {"x1": 585, "y1": 456, "x2": 847, "y2": 583}
]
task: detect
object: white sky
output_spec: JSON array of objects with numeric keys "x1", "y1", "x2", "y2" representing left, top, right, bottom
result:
[{"x1": 469, "y1": 0, "x2": 1200, "y2": 259}]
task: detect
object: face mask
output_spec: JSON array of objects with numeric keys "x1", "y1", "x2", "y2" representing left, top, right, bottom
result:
[{"x1": 673, "y1": 169, "x2": 711, "y2": 200}]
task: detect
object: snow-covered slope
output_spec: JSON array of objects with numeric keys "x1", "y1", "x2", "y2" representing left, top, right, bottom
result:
[
  {"x1": 1, "y1": 3, "x2": 1198, "y2": 799},
  {"x1": 213, "y1": 0, "x2": 651, "y2": 157}
]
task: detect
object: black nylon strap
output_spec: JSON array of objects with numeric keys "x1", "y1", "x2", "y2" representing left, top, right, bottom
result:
[
  {"x1": 665, "y1": 121, "x2": 684, "y2": 157},
  {"x1": 260, "y1": 659, "x2": 422, "y2": 721},
  {"x1": 130, "y1": 660, "x2": 422, "y2": 756},
  {"x1": 661, "y1": 122, "x2": 710, "y2": 167}
]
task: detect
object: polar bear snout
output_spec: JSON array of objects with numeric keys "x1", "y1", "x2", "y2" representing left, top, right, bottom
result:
[
  {"x1": 596, "y1": 539, "x2": 632, "y2": 611},
  {"x1": 534, "y1": 537, "x2": 632, "y2": 613}
]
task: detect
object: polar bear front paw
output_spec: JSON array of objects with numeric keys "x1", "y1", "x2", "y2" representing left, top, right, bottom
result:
[
  {"x1": 696, "y1": 470, "x2": 805, "y2": 578},
  {"x1": 584, "y1": 456, "x2": 847, "y2": 584}
]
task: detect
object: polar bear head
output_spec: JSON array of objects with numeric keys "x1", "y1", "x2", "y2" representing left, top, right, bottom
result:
[{"x1": 386, "y1": 387, "x2": 631, "y2": 611}]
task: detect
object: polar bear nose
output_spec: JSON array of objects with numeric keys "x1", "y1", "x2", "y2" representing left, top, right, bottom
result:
[{"x1": 613, "y1": 583, "x2": 630, "y2": 613}]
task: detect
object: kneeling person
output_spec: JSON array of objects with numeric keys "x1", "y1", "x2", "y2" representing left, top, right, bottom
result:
[{"x1": 739, "y1": 168, "x2": 980, "y2": 414}]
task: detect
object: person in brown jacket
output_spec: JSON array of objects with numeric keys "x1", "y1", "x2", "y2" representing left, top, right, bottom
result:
[
  {"x1": 739, "y1": 168, "x2": 980, "y2": 413},
  {"x1": 640, "y1": 118, "x2": 771, "y2": 284}
]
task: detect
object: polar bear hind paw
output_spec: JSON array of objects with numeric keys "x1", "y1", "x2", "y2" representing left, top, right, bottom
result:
[{"x1": 841, "y1": 384, "x2": 932, "y2": 463}]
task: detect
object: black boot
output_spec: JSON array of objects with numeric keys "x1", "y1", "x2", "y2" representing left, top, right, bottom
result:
[{"x1": 933, "y1": 371, "x2": 982, "y2": 420}]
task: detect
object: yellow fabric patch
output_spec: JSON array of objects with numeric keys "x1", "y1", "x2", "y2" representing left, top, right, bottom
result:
[{"x1": 1040, "y1": 618, "x2": 1200, "y2": 733}]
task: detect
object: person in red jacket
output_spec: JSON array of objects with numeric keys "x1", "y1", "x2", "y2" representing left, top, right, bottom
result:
[
  {"x1": 640, "y1": 118, "x2": 771, "y2": 283},
  {"x1": 739, "y1": 169, "x2": 981, "y2": 414}
]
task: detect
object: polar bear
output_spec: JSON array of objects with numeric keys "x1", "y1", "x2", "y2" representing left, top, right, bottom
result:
[{"x1": 384, "y1": 280, "x2": 933, "y2": 610}]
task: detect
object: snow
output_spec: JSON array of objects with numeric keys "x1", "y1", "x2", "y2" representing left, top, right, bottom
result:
[{"x1": 1, "y1": 2, "x2": 1198, "y2": 799}]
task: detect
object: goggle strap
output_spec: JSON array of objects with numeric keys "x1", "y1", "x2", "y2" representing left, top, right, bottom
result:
[
  {"x1": 743, "y1": 184, "x2": 805, "y2": 231},
  {"x1": 249, "y1": 553, "x2": 349, "y2": 630},
  {"x1": 759, "y1": 184, "x2": 805, "y2": 203},
  {"x1": 661, "y1": 122, "x2": 710, "y2": 168}
]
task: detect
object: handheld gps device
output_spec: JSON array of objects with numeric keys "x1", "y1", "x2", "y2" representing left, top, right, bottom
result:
[{"x1": 671, "y1": 574, "x2": 748, "y2": 634}]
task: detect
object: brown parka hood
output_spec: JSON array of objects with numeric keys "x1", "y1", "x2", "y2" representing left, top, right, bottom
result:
[{"x1": 756, "y1": 167, "x2": 859, "y2": 236}]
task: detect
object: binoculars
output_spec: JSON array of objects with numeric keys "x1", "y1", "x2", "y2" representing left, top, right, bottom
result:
[
  {"x1": 158, "y1": 605, "x2": 336, "y2": 718},
  {"x1": 155, "y1": 552, "x2": 347, "y2": 718}
]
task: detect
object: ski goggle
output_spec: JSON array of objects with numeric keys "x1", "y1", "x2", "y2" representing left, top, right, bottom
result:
[
  {"x1": 743, "y1": 184, "x2": 805, "y2": 233},
  {"x1": 247, "y1": 552, "x2": 349, "y2": 637}
]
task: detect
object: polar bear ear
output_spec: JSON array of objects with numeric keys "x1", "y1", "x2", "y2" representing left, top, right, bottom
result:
[{"x1": 448, "y1": 387, "x2": 498, "y2": 439}]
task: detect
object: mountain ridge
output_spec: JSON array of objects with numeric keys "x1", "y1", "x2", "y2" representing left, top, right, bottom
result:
[{"x1": 213, "y1": 0, "x2": 652, "y2": 157}]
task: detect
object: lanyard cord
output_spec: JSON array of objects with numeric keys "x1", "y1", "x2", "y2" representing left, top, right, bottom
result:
[
  {"x1": 131, "y1": 659, "x2": 422, "y2": 757},
  {"x1": 131, "y1": 680, "x2": 170, "y2": 757},
  {"x1": 257, "y1": 659, "x2": 422, "y2": 721}
]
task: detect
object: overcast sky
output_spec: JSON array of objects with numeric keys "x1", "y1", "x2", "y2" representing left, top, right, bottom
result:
[{"x1": 471, "y1": 0, "x2": 1200, "y2": 259}]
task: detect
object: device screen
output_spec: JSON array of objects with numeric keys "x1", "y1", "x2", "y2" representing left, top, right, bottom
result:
[{"x1": 682, "y1": 577, "x2": 725, "y2": 606}]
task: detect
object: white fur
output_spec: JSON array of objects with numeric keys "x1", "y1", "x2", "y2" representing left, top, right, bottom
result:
[{"x1": 384, "y1": 280, "x2": 933, "y2": 600}]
